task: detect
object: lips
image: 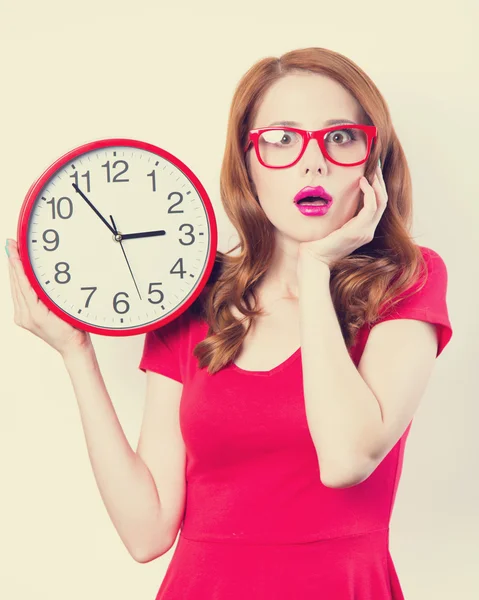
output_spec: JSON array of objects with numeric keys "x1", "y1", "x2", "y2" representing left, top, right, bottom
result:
[{"x1": 294, "y1": 186, "x2": 333, "y2": 204}]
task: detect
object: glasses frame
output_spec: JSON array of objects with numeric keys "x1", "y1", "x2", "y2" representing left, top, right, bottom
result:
[{"x1": 244, "y1": 124, "x2": 378, "y2": 168}]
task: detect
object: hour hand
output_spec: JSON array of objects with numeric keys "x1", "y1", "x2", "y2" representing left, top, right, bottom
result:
[
  {"x1": 121, "y1": 229, "x2": 166, "y2": 240},
  {"x1": 72, "y1": 184, "x2": 116, "y2": 235}
]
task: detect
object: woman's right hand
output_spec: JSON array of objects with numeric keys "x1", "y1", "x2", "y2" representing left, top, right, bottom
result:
[{"x1": 6, "y1": 238, "x2": 92, "y2": 356}]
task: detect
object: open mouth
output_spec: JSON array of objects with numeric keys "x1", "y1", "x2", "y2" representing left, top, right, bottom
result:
[{"x1": 295, "y1": 196, "x2": 331, "y2": 206}]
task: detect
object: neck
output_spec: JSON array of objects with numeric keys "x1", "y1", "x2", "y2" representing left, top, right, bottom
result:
[{"x1": 256, "y1": 240, "x2": 300, "y2": 303}]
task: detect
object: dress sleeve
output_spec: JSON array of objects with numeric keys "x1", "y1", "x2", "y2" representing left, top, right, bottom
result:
[
  {"x1": 138, "y1": 312, "x2": 186, "y2": 383},
  {"x1": 372, "y1": 246, "x2": 453, "y2": 358}
]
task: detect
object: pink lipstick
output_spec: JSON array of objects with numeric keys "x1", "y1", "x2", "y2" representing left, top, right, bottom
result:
[
  {"x1": 295, "y1": 203, "x2": 331, "y2": 216},
  {"x1": 294, "y1": 185, "x2": 333, "y2": 217}
]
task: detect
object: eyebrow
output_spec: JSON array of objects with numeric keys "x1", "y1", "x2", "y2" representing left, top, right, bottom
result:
[{"x1": 266, "y1": 118, "x2": 357, "y2": 127}]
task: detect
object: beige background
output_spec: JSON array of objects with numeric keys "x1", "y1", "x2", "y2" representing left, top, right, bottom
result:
[{"x1": 1, "y1": 0, "x2": 477, "y2": 598}]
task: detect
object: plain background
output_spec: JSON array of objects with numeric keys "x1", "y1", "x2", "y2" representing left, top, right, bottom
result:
[{"x1": 1, "y1": 0, "x2": 477, "y2": 598}]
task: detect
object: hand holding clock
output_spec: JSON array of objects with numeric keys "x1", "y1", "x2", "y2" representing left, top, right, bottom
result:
[{"x1": 6, "y1": 238, "x2": 92, "y2": 356}]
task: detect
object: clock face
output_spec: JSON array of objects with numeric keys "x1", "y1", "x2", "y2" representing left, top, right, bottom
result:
[{"x1": 19, "y1": 140, "x2": 217, "y2": 336}]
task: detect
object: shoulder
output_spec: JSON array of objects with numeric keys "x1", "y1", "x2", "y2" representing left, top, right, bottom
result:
[
  {"x1": 418, "y1": 244, "x2": 448, "y2": 274},
  {"x1": 407, "y1": 244, "x2": 449, "y2": 300},
  {"x1": 376, "y1": 245, "x2": 449, "y2": 310},
  {"x1": 375, "y1": 244, "x2": 452, "y2": 356},
  {"x1": 351, "y1": 244, "x2": 453, "y2": 361}
]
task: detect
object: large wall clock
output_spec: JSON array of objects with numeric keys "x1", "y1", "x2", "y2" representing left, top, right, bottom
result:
[{"x1": 17, "y1": 138, "x2": 218, "y2": 336}]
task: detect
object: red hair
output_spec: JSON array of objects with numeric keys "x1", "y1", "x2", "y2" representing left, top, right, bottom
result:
[{"x1": 190, "y1": 47, "x2": 427, "y2": 375}]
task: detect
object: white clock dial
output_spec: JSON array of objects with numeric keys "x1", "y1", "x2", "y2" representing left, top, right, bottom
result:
[{"x1": 26, "y1": 145, "x2": 212, "y2": 331}]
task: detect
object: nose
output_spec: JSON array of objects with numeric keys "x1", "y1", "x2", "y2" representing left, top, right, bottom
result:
[{"x1": 300, "y1": 137, "x2": 328, "y2": 173}]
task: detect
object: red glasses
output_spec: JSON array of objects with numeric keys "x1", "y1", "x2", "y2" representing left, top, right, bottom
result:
[{"x1": 244, "y1": 124, "x2": 377, "y2": 168}]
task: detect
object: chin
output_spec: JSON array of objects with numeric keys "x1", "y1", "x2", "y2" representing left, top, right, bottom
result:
[{"x1": 282, "y1": 229, "x2": 329, "y2": 245}]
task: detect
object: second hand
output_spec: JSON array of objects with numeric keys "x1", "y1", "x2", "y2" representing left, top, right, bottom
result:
[{"x1": 109, "y1": 215, "x2": 142, "y2": 301}]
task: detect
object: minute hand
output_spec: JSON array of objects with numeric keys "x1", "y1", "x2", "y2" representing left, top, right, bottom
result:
[
  {"x1": 121, "y1": 230, "x2": 166, "y2": 240},
  {"x1": 72, "y1": 183, "x2": 116, "y2": 235}
]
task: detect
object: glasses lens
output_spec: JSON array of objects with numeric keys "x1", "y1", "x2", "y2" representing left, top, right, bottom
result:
[
  {"x1": 258, "y1": 127, "x2": 369, "y2": 166},
  {"x1": 258, "y1": 129, "x2": 303, "y2": 167},
  {"x1": 326, "y1": 127, "x2": 369, "y2": 165}
]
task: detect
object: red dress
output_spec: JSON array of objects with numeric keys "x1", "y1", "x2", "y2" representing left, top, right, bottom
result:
[{"x1": 139, "y1": 245, "x2": 453, "y2": 600}]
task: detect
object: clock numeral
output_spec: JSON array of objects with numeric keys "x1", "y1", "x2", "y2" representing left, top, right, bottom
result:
[
  {"x1": 168, "y1": 191, "x2": 183, "y2": 213},
  {"x1": 54, "y1": 262, "x2": 71, "y2": 284},
  {"x1": 77, "y1": 285, "x2": 165, "y2": 311},
  {"x1": 70, "y1": 170, "x2": 91, "y2": 193},
  {"x1": 113, "y1": 291, "x2": 130, "y2": 314},
  {"x1": 46, "y1": 197, "x2": 74, "y2": 220},
  {"x1": 42, "y1": 229, "x2": 59, "y2": 251},
  {"x1": 179, "y1": 223, "x2": 195, "y2": 246},
  {"x1": 171, "y1": 258, "x2": 186, "y2": 279},
  {"x1": 80, "y1": 286, "x2": 97, "y2": 308},
  {"x1": 102, "y1": 160, "x2": 129, "y2": 183},
  {"x1": 147, "y1": 282, "x2": 164, "y2": 304},
  {"x1": 147, "y1": 170, "x2": 156, "y2": 192}
]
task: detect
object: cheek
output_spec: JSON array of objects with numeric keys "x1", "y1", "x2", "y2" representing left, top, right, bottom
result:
[
  {"x1": 330, "y1": 181, "x2": 361, "y2": 220},
  {"x1": 346, "y1": 176, "x2": 363, "y2": 198},
  {"x1": 249, "y1": 154, "x2": 290, "y2": 197},
  {"x1": 345, "y1": 178, "x2": 364, "y2": 213},
  {"x1": 254, "y1": 171, "x2": 293, "y2": 206}
]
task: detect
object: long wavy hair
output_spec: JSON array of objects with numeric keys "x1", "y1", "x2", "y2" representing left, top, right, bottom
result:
[{"x1": 190, "y1": 47, "x2": 427, "y2": 375}]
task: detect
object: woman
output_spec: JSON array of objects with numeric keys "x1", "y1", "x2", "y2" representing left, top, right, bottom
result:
[{"x1": 6, "y1": 47, "x2": 453, "y2": 599}]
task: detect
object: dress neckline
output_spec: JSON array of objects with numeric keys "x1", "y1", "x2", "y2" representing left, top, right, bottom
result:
[{"x1": 230, "y1": 346, "x2": 302, "y2": 376}]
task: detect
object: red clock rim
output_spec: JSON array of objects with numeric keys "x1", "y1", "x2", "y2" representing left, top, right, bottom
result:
[{"x1": 17, "y1": 138, "x2": 218, "y2": 337}]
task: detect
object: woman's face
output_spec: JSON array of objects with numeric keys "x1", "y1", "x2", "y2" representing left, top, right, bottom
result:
[{"x1": 246, "y1": 72, "x2": 369, "y2": 245}]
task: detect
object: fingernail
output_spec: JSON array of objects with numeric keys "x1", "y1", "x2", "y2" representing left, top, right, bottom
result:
[
  {"x1": 5, "y1": 244, "x2": 9, "y2": 258},
  {"x1": 378, "y1": 158, "x2": 382, "y2": 169}
]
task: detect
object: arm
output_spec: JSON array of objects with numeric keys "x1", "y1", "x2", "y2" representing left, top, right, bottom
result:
[
  {"x1": 6, "y1": 239, "x2": 179, "y2": 561},
  {"x1": 298, "y1": 256, "x2": 437, "y2": 489},
  {"x1": 62, "y1": 342, "x2": 173, "y2": 562}
]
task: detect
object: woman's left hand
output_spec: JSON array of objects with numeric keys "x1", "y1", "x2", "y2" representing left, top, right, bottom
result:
[{"x1": 298, "y1": 164, "x2": 388, "y2": 270}]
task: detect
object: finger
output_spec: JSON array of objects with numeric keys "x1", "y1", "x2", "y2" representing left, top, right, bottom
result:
[
  {"x1": 357, "y1": 177, "x2": 383, "y2": 241},
  {"x1": 369, "y1": 176, "x2": 388, "y2": 230},
  {"x1": 6, "y1": 241, "x2": 21, "y2": 309},
  {"x1": 359, "y1": 176, "x2": 378, "y2": 215},
  {"x1": 7, "y1": 258, "x2": 22, "y2": 316},
  {"x1": 367, "y1": 176, "x2": 386, "y2": 220},
  {"x1": 9, "y1": 257, "x2": 31, "y2": 317},
  {"x1": 10, "y1": 255, "x2": 40, "y2": 313},
  {"x1": 371, "y1": 174, "x2": 387, "y2": 207},
  {"x1": 9, "y1": 241, "x2": 40, "y2": 302},
  {"x1": 9, "y1": 240, "x2": 44, "y2": 318},
  {"x1": 9, "y1": 259, "x2": 31, "y2": 329}
]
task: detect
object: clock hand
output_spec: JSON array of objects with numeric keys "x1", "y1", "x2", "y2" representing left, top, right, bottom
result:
[
  {"x1": 72, "y1": 183, "x2": 116, "y2": 235},
  {"x1": 109, "y1": 215, "x2": 142, "y2": 301},
  {"x1": 120, "y1": 229, "x2": 166, "y2": 240}
]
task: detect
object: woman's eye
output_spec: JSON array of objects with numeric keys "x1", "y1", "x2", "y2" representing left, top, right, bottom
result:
[
  {"x1": 326, "y1": 129, "x2": 352, "y2": 144},
  {"x1": 279, "y1": 131, "x2": 300, "y2": 145},
  {"x1": 261, "y1": 130, "x2": 301, "y2": 145}
]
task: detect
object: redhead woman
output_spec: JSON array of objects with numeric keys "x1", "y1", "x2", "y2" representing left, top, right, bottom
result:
[{"x1": 6, "y1": 47, "x2": 453, "y2": 599}]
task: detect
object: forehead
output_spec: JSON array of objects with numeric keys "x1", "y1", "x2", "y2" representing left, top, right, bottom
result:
[{"x1": 253, "y1": 72, "x2": 362, "y2": 128}]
